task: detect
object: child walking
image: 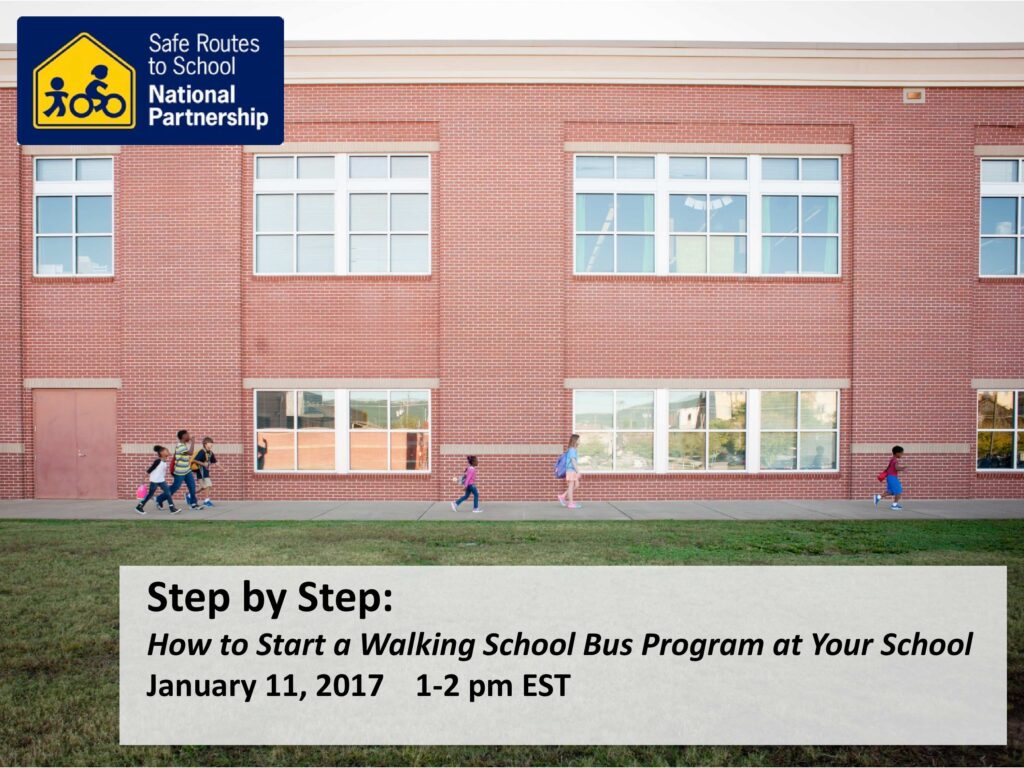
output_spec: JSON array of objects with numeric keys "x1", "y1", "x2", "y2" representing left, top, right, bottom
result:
[
  {"x1": 158, "y1": 430, "x2": 200, "y2": 511},
  {"x1": 192, "y1": 437, "x2": 217, "y2": 507},
  {"x1": 135, "y1": 446, "x2": 179, "y2": 515},
  {"x1": 558, "y1": 434, "x2": 582, "y2": 509},
  {"x1": 875, "y1": 445, "x2": 906, "y2": 510},
  {"x1": 451, "y1": 456, "x2": 481, "y2": 514}
]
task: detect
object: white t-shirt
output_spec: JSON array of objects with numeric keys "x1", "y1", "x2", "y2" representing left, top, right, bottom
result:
[{"x1": 149, "y1": 460, "x2": 168, "y2": 483}]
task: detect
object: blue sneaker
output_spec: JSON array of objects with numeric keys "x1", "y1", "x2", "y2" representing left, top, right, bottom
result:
[
  {"x1": 203, "y1": 499, "x2": 214, "y2": 507},
  {"x1": 873, "y1": 494, "x2": 881, "y2": 508},
  {"x1": 890, "y1": 503, "x2": 903, "y2": 511}
]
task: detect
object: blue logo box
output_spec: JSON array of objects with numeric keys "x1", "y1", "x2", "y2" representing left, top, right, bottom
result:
[{"x1": 18, "y1": 16, "x2": 283, "y2": 145}]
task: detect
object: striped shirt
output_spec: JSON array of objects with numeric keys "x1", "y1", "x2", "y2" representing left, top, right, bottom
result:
[{"x1": 173, "y1": 442, "x2": 193, "y2": 476}]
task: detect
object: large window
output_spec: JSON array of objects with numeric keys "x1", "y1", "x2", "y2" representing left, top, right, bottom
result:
[
  {"x1": 980, "y1": 158, "x2": 1023, "y2": 276},
  {"x1": 255, "y1": 389, "x2": 430, "y2": 472},
  {"x1": 573, "y1": 154, "x2": 840, "y2": 276},
  {"x1": 253, "y1": 154, "x2": 430, "y2": 275},
  {"x1": 34, "y1": 157, "x2": 114, "y2": 276},
  {"x1": 977, "y1": 390, "x2": 1023, "y2": 470},
  {"x1": 573, "y1": 390, "x2": 655, "y2": 471},
  {"x1": 667, "y1": 390, "x2": 747, "y2": 471},
  {"x1": 759, "y1": 390, "x2": 839, "y2": 471}
]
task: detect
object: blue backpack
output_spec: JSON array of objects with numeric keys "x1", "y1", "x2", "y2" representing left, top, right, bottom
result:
[{"x1": 554, "y1": 451, "x2": 569, "y2": 479}]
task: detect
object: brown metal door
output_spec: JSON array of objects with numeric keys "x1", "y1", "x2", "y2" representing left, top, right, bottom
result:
[
  {"x1": 74, "y1": 390, "x2": 117, "y2": 498},
  {"x1": 34, "y1": 389, "x2": 117, "y2": 499}
]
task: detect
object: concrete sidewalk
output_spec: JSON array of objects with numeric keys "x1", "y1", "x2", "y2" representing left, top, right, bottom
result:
[{"x1": 0, "y1": 498, "x2": 1021, "y2": 521}]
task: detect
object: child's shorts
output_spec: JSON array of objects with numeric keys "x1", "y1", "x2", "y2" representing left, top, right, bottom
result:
[
  {"x1": 886, "y1": 475, "x2": 902, "y2": 495},
  {"x1": 197, "y1": 477, "x2": 212, "y2": 489}
]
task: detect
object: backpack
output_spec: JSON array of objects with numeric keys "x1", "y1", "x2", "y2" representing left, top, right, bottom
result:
[
  {"x1": 554, "y1": 451, "x2": 569, "y2": 479},
  {"x1": 876, "y1": 469, "x2": 887, "y2": 482}
]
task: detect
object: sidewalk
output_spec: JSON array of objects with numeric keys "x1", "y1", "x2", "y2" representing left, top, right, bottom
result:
[{"x1": 0, "y1": 498, "x2": 1021, "y2": 521}]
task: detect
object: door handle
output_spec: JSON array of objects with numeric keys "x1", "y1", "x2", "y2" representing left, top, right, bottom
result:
[{"x1": 77, "y1": 450, "x2": 86, "y2": 457}]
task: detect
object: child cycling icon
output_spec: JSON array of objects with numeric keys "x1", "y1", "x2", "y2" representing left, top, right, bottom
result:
[{"x1": 66, "y1": 64, "x2": 127, "y2": 118}]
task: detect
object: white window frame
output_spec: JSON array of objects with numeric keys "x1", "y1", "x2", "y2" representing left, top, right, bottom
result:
[
  {"x1": 33, "y1": 156, "x2": 115, "y2": 277},
  {"x1": 572, "y1": 389, "x2": 657, "y2": 473},
  {"x1": 979, "y1": 158, "x2": 1024, "y2": 277},
  {"x1": 976, "y1": 389, "x2": 1023, "y2": 471},
  {"x1": 758, "y1": 389, "x2": 842, "y2": 473},
  {"x1": 253, "y1": 154, "x2": 431, "y2": 276},
  {"x1": 573, "y1": 154, "x2": 841, "y2": 277},
  {"x1": 666, "y1": 389, "x2": 749, "y2": 473}
]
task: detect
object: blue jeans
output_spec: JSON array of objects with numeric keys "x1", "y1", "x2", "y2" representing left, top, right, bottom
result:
[
  {"x1": 158, "y1": 473, "x2": 197, "y2": 507},
  {"x1": 455, "y1": 484, "x2": 479, "y2": 509},
  {"x1": 140, "y1": 481, "x2": 171, "y2": 506}
]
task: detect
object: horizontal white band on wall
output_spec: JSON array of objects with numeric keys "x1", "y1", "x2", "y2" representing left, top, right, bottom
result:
[
  {"x1": 243, "y1": 378, "x2": 440, "y2": 389},
  {"x1": 122, "y1": 443, "x2": 244, "y2": 455},
  {"x1": 0, "y1": 442, "x2": 25, "y2": 454},
  {"x1": 565, "y1": 378, "x2": 850, "y2": 390},
  {"x1": 24, "y1": 378, "x2": 121, "y2": 389},
  {"x1": 974, "y1": 146, "x2": 1024, "y2": 157},
  {"x1": 441, "y1": 444, "x2": 563, "y2": 456},
  {"x1": 564, "y1": 142, "x2": 852, "y2": 155},
  {"x1": 973, "y1": 378, "x2": 1024, "y2": 389},
  {"x1": 243, "y1": 142, "x2": 439, "y2": 154},
  {"x1": 851, "y1": 443, "x2": 971, "y2": 455},
  {"x1": 21, "y1": 145, "x2": 121, "y2": 156}
]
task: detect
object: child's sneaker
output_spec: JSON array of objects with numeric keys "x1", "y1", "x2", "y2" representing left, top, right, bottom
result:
[
  {"x1": 890, "y1": 503, "x2": 903, "y2": 510},
  {"x1": 451, "y1": 501, "x2": 458, "y2": 512},
  {"x1": 557, "y1": 493, "x2": 567, "y2": 507},
  {"x1": 203, "y1": 499, "x2": 213, "y2": 507},
  {"x1": 134, "y1": 502, "x2": 146, "y2": 515},
  {"x1": 873, "y1": 494, "x2": 881, "y2": 508},
  {"x1": 472, "y1": 508, "x2": 482, "y2": 514},
  {"x1": 168, "y1": 505, "x2": 180, "y2": 515},
  {"x1": 567, "y1": 503, "x2": 581, "y2": 509},
  {"x1": 156, "y1": 501, "x2": 164, "y2": 510},
  {"x1": 190, "y1": 504, "x2": 201, "y2": 511}
]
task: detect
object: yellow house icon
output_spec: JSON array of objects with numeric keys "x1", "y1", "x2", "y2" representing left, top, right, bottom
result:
[{"x1": 33, "y1": 33, "x2": 135, "y2": 129}]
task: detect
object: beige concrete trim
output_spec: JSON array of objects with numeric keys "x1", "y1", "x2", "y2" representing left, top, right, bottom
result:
[
  {"x1": 441, "y1": 444, "x2": 563, "y2": 456},
  {"x1": 244, "y1": 141, "x2": 438, "y2": 153},
  {"x1": 973, "y1": 378, "x2": 1024, "y2": 389},
  {"x1": 21, "y1": 145, "x2": 121, "y2": 156},
  {"x1": 974, "y1": 146, "x2": 1024, "y2": 157},
  {"x1": 0, "y1": 442, "x2": 25, "y2": 454},
  {"x1": 852, "y1": 443, "x2": 971, "y2": 455},
  {"x1": 565, "y1": 142, "x2": 852, "y2": 155},
  {"x1": 244, "y1": 377, "x2": 440, "y2": 389},
  {"x1": 122, "y1": 443, "x2": 243, "y2": 455},
  {"x1": 24, "y1": 378, "x2": 121, "y2": 389},
  {"x1": 565, "y1": 378, "x2": 850, "y2": 390}
]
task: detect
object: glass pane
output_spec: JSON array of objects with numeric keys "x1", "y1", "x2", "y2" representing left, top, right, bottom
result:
[
  {"x1": 256, "y1": 156, "x2": 293, "y2": 179},
  {"x1": 298, "y1": 431, "x2": 335, "y2": 470},
  {"x1": 75, "y1": 196, "x2": 111, "y2": 233},
  {"x1": 977, "y1": 391, "x2": 1014, "y2": 429},
  {"x1": 670, "y1": 235, "x2": 706, "y2": 274},
  {"x1": 391, "y1": 235, "x2": 429, "y2": 273},
  {"x1": 350, "y1": 431, "x2": 388, "y2": 470},
  {"x1": 761, "y1": 431, "x2": 797, "y2": 470},
  {"x1": 297, "y1": 156, "x2": 334, "y2": 179},
  {"x1": 296, "y1": 194, "x2": 334, "y2": 231},
  {"x1": 709, "y1": 157, "x2": 747, "y2": 180},
  {"x1": 616, "y1": 156, "x2": 655, "y2": 179},
  {"x1": 669, "y1": 156, "x2": 706, "y2": 179},
  {"x1": 297, "y1": 235, "x2": 333, "y2": 272},
  {"x1": 256, "y1": 431, "x2": 295, "y2": 471},
  {"x1": 575, "y1": 156, "x2": 614, "y2": 178},
  {"x1": 576, "y1": 194, "x2": 614, "y2": 231},
  {"x1": 255, "y1": 194, "x2": 293, "y2": 232},
  {"x1": 981, "y1": 197, "x2": 1017, "y2": 235},
  {"x1": 75, "y1": 157, "x2": 113, "y2": 181},
  {"x1": 802, "y1": 196, "x2": 839, "y2": 234},
  {"x1": 390, "y1": 431, "x2": 429, "y2": 470},
  {"x1": 617, "y1": 194, "x2": 654, "y2": 232},
  {"x1": 256, "y1": 391, "x2": 293, "y2": 429},
  {"x1": 762, "y1": 157, "x2": 799, "y2": 180},
  {"x1": 1019, "y1": 392, "x2": 1024, "y2": 430},
  {"x1": 255, "y1": 235, "x2": 293, "y2": 273},
  {"x1": 800, "y1": 431, "x2": 836, "y2": 470},
  {"x1": 35, "y1": 237, "x2": 72, "y2": 274},
  {"x1": 668, "y1": 390, "x2": 706, "y2": 430},
  {"x1": 981, "y1": 159, "x2": 1018, "y2": 183},
  {"x1": 350, "y1": 391, "x2": 388, "y2": 429},
  {"x1": 980, "y1": 237, "x2": 1017, "y2": 275},
  {"x1": 709, "y1": 195, "x2": 746, "y2": 233},
  {"x1": 390, "y1": 390, "x2": 429, "y2": 429},
  {"x1": 574, "y1": 391, "x2": 615, "y2": 430},
  {"x1": 390, "y1": 194, "x2": 429, "y2": 231},
  {"x1": 616, "y1": 432, "x2": 654, "y2": 470},
  {"x1": 349, "y1": 156, "x2": 387, "y2": 178},
  {"x1": 577, "y1": 432, "x2": 613, "y2": 471},
  {"x1": 708, "y1": 391, "x2": 746, "y2": 429},
  {"x1": 668, "y1": 432, "x2": 705, "y2": 471},
  {"x1": 802, "y1": 237, "x2": 839, "y2": 274},
  {"x1": 977, "y1": 431, "x2": 1013, "y2": 469},
  {"x1": 669, "y1": 194, "x2": 706, "y2": 232},
  {"x1": 76, "y1": 236, "x2": 112, "y2": 275},
  {"x1": 708, "y1": 432, "x2": 746, "y2": 470},
  {"x1": 762, "y1": 391, "x2": 798, "y2": 429},
  {"x1": 349, "y1": 235, "x2": 388, "y2": 272},
  {"x1": 349, "y1": 194, "x2": 387, "y2": 231},
  {"x1": 802, "y1": 158, "x2": 839, "y2": 181},
  {"x1": 298, "y1": 390, "x2": 335, "y2": 429},
  {"x1": 708, "y1": 236, "x2": 746, "y2": 274},
  {"x1": 36, "y1": 196, "x2": 72, "y2": 233},
  {"x1": 616, "y1": 391, "x2": 655, "y2": 429},
  {"x1": 800, "y1": 390, "x2": 838, "y2": 429},
  {"x1": 762, "y1": 196, "x2": 798, "y2": 233},
  {"x1": 763, "y1": 236, "x2": 798, "y2": 274},
  {"x1": 391, "y1": 156, "x2": 429, "y2": 178},
  {"x1": 35, "y1": 158, "x2": 73, "y2": 181},
  {"x1": 617, "y1": 235, "x2": 654, "y2": 273},
  {"x1": 575, "y1": 234, "x2": 613, "y2": 272}
]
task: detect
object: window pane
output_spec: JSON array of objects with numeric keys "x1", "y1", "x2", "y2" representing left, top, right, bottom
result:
[
  {"x1": 981, "y1": 159, "x2": 1019, "y2": 183},
  {"x1": 616, "y1": 390, "x2": 655, "y2": 429},
  {"x1": 761, "y1": 431, "x2": 797, "y2": 470},
  {"x1": 255, "y1": 194, "x2": 293, "y2": 232},
  {"x1": 349, "y1": 194, "x2": 387, "y2": 231},
  {"x1": 802, "y1": 237, "x2": 839, "y2": 274},
  {"x1": 578, "y1": 432, "x2": 613, "y2": 471},
  {"x1": 575, "y1": 391, "x2": 614, "y2": 430},
  {"x1": 256, "y1": 431, "x2": 296, "y2": 471},
  {"x1": 617, "y1": 194, "x2": 654, "y2": 232},
  {"x1": 349, "y1": 156, "x2": 387, "y2": 178},
  {"x1": 256, "y1": 156, "x2": 293, "y2": 179},
  {"x1": 762, "y1": 157, "x2": 798, "y2": 180},
  {"x1": 978, "y1": 391, "x2": 1014, "y2": 429},
  {"x1": 255, "y1": 235, "x2": 293, "y2": 273},
  {"x1": 762, "y1": 195, "x2": 798, "y2": 233},
  {"x1": 708, "y1": 236, "x2": 746, "y2": 274},
  {"x1": 298, "y1": 390, "x2": 335, "y2": 429},
  {"x1": 981, "y1": 197, "x2": 1018, "y2": 235},
  {"x1": 296, "y1": 234, "x2": 333, "y2": 272},
  {"x1": 350, "y1": 392, "x2": 388, "y2": 429},
  {"x1": 708, "y1": 391, "x2": 746, "y2": 429},
  {"x1": 350, "y1": 431, "x2": 388, "y2": 470},
  {"x1": 616, "y1": 432, "x2": 654, "y2": 470},
  {"x1": 669, "y1": 391, "x2": 706, "y2": 430},
  {"x1": 75, "y1": 157, "x2": 113, "y2": 181},
  {"x1": 1019, "y1": 392, "x2": 1024, "y2": 430},
  {"x1": 256, "y1": 391, "x2": 293, "y2": 429},
  {"x1": 391, "y1": 235, "x2": 429, "y2": 273},
  {"x1": 709, "y1": 195, "x2": 746, "y2": 233},
  {"x1": 802, "y1": 158, "x2": 839, "y2": 181},
  {"x1": 669, "y1": 194, "x2": 706, "y2": 232},
  {"x1": 390, "y1": 431, "x2": 429, "y2": 470},
  {"x1": 980, "y1": 237, "x2": 1017, "y2": 275},
  {"x1": 390, "y1": 194, "x2": 429, "y2": 231},
  {"x1": 297, "y1": 156, "x2": 334, "y2": 179},
  {"x1": 390, "y1": 390, "x2": 429, "y2": 429},
  {"x1": 575, "y1": 156, "x2": 614, "y2": 178},
  {"x1": 391, "y1": 156, "x2": 429, "y2": 178},
  {"x1": 35, "y1": 158, "x2": 73, "y2": 181},
  {"x1": 616, "y1": 156, "x2": 655, "y2": 179},
  {"x1": 762, "y1": 391, "x2": 797, "y2": 429},
  {"x1": 800, "y1": 390, "x2": 838, "y2": 429},
  {"x1": 669, "y1": 156, "x2": 706, "y2": 179},
  {"x1": 349, "y1": 235, "x2": 387, "y2": 272},
  {"x1": 977, "y1": 431, "x2": 1014, "y2": 469},
  {"x1": 800, "y1": 432, "x2": 836, "y2": 470},
  {"x1": 576, "y1": 194, "x2": 614, "y2": 231},
  {"x1": 76, "y1": 236, "x2": 112, "y2": 275},
  {"x1": 670, "y1": 235, "x2": 706, "y2": 273},
  {"x1": 296, "y1": 194, "x2": 333, "y2": 231},
  {"x1": 36, "y1": 196, "x2": 72, "y2": 233},
  {"x1": 763, "y1": 236, "x2": 798, "y2": 274},
  {"x1": 710, "y1": 157, "x2": 747, "y2": 180},
  {"x1": 708, "y1": 432, "x2": 746, "y2": 470},
  {"x1": 802, "y1": 196, "x2": 839, "y2": 234},
  {"x1": 298, "y1": 431, "x2": 335, "y2": 471},
  {"x1": 575, "y1": 234, "x2": 613, "y2": 272},
  {"x1": 75, "y1": 196, "x2": 111, "y2": 234},
  {"x1": 668, "y1": 432, "x2": 705, "y2": 471},
  {"x1": 35, "y1": 237, "x2": 72, "y2": 274},
  {"x1": 617, "y1": 235, "x2": 654, "y2": 273}
]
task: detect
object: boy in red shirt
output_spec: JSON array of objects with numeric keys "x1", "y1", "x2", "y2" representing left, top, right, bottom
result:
[{"x1": 875, "y1": 445, "x2": 906, "y2": 510}]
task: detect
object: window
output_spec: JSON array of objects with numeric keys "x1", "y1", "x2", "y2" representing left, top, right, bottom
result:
[
  {"x1": 977, "y1": 390, "x2": 1023, "y2": 470},
  {"x1": 667, "y1": 390, "x2": 747, "y2": 471},
  {"x1": 254, "y1": 388, "x2": 430, "y2": 473},
  {"x1": 574, "y1": 154, "x2": 840, "y2": 276},
  {"x1": 760, "y1": 390, "x2": 839, "y2": 471},
  {"x1": 979, "y1": 158, "x2": 1023, "y2": 276},
  {"x1": 34, "y1": 157, "x2": 113, "y2": 276},
  {"x1": 573, "y1": 390, "x2": 655, "y2": 471},
  {"x1": 253, "y1": 154, "x2": 430, "y2": 275}
]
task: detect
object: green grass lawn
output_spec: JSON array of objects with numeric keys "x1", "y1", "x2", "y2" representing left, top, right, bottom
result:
[{"x1": 1, "y1": 519, "x2": 1021, "y2": 766}]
